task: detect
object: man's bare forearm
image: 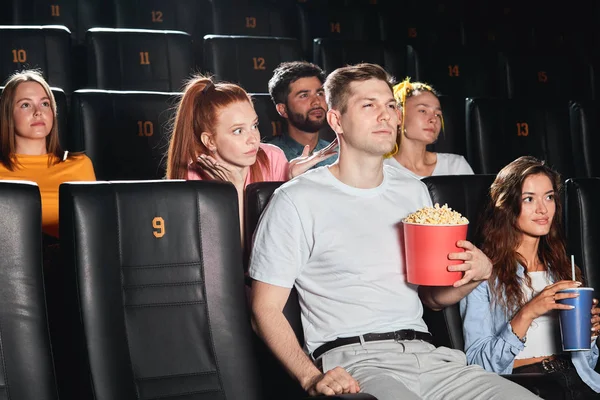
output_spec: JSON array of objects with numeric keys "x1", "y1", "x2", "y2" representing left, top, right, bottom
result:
[
  {"x1": 252, "y1": 305, "x2": 321, "y2": 390},
  {"x1": 419, "y1": 280, "x2": 480, "y2": 311}
]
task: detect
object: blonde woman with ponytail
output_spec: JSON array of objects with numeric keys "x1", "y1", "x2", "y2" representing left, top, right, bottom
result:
[
  {"x1": 166, "y1": 74, "x2": 332, "y2": 239},
  {"x1": 384, "y1": 78, "x2": 473, "y2": 178}
]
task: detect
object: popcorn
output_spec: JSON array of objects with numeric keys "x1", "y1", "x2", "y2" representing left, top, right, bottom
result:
[{"x1": 403, "y1": 203, "x2": 469, "y2": 225}]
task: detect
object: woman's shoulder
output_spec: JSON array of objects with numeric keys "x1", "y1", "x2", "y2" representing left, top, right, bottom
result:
[
  {"x1": 435, "y1": 153, "x2": 467, "y2": 162},
  {"x1": 435, "y1": 153, "x2": 474, "y2": 175},
  {"x1": 67, "y1": 153, "x2": 92, "y2": 163},
  {"x1": 257, "y1": 143, "x2": 289, "y2": 182},
  {"x1": 259, "y1": 142, "x2": 286, "y2": 158},
  {"x1": 64, "y1": 153, "x2": 96, "y2": 179},
  {"x1": 259, "y1": 142, "x2": 288, "y2": 165}
]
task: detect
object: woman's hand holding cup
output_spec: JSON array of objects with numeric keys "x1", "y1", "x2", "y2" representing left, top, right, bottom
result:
[{"x1": 521, "y1": 280, "x2": 581, "y2": 321}]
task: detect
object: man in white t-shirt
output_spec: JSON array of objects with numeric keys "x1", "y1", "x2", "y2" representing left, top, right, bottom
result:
[{"x1": 249, "y1": 63, "x2": 538, "y2": 400}]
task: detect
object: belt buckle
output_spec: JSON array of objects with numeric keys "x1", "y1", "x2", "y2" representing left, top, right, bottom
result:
[
  {"x1": 541, "y1": 358, "x2": 556, "y2": 373},
  {"x1": 395, "y1": 329, "x2": 416, "y2": 342}
]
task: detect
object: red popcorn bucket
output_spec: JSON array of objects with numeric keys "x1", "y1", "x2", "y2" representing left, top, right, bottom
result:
[{"x1": 403, "y1": 222, "x2": 469, "y2": 286}]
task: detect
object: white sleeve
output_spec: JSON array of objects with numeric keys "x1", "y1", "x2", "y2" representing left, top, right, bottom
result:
[
  {"x1": 456, "y1": 156, "x2": 475, "y2": 175},
  {"x1": 248, "y1": 189, "x2": 309, "y2": 288},
  {"x1": 418, "y1": 180, "x2": 434, "y2": 207}
]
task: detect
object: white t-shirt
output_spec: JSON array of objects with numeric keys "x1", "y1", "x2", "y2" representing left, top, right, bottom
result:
[
  {"x1": 384, "y1": 153, "x2": 474, "y2": 179},
  {"x1": 514, "y1": 271, "x2": 561, "y2": 359},
  {"x1": 249, "y1": 165, "x2": 432, "y2": 354}
]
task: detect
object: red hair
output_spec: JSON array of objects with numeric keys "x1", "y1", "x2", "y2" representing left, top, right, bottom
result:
[{"x1": 166, "y1": 74, "x2": 269, "y2": 181}]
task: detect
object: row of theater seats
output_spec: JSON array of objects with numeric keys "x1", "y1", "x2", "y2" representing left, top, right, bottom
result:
[
  {"x1": 1, "y1": 24, "x2": 599, "y2": 98},
  {"x1": 4, "y1": 173, "x2": 596, "y2": 399},
  {"x1": 2, "y1": 180, "x2": 376, "y2": 400},
  {"x1": 14, "y1": 83, "x2": 600, "y2": 180},
  {"x1": 245, "y1": 175, "x2": 600, "y2": 397},
  {"x1": 3, "y1": 0, "x2": 594, "y2": 51}
]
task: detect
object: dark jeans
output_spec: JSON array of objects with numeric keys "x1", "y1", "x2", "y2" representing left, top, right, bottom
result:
[{"x1": 513, "y1": 356, "x2": 600, "y2": 400}]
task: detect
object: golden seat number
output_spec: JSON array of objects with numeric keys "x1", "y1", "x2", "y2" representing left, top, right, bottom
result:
[
  {"x1": 137, "y1": 121, "x2": 154, "y2": 137},
  {"x1": 517, "y1": 122, "x2": 529, "y2": 137},
  {"x1": 152, "y1": 217, "x2": 165, "y2": 238}
]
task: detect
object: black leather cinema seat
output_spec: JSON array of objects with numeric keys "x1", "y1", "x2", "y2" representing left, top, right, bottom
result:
[
  {"x1": 565, "y1": 178, "x2": 600, "y2": 293},
  {"x1": 417, "y1": 45, "x2": 510, "y2": 98},
  {"x1": 466, "y1": 97, "x2": 574, "y2": 177},
  {"x1": 245, "y1": 182, "x2": 377, "y2": 400},
  {"x1": 58, "y1": 180, "x2": 263, "y2": 400},
  {"x1": 211, "y1": 0, "x2": 292, "y2": 37},
  {"x1": 8, "y1": 0, "x2": 115, "y2": 45},
  {"x1": 86, "y1": 28, "x2": 193, "y2": 91},
  {"x1": 115, "y1": 0, "x2": 211, "y2": 32},
  {"x1": 70, "y1": 89, "x2": 178, "y2": 180},
  {"x1": 421, "y1": 174, "x2": 497, "y2": 352},
  {"x1": 422, "y1": 175, "x2": 566, "y2": 397},
  {"x1": 427, "y1": 96, "x2": 468, "y2": 157},
  {"x1": 0, "y1": 25, "x2": 72, "y2": 93},
  {"x1": 569, "y1": 101, "x2": 600, "y2": 178},
  {"x1": 507, "y1": 51, "x2": 595, "y2": 100},
  {"x1": 251, "y1": 93, "x2": 286, "y2": 141},
  {"x1": 114, "y1": 0, "x2": 211, "y2": 66},
  {"x1": 295, "y1": 1, "x2": 380, "y2": 55},
  {"x1": 0, "y1": 181, "x2": 58, "y2": 400},
  {"x1": 312, "y1": 38, "x2": 417, "y2": 79},
  {"x1": 379, "y1": 14, "x2": 464, "y2": 49},
  {"x1": 204, "y1": 35, "x2": 304, "y2": 93}
]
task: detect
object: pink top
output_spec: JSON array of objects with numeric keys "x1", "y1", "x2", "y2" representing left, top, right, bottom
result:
[{"x1": 187, "y1": 143, "x2": 289, "y2": 187}]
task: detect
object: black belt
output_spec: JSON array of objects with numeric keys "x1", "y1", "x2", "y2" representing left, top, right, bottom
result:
[
  {"x1": 312, "y1": 329, "x2": 434, "y2": 360},
  {"x1": 512, "y1": 355, "x2": 573, "y2": 374}
]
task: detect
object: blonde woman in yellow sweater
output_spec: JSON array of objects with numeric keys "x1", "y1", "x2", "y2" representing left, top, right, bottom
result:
[{"x1": 0, "y1": 70, "x2": 96, "y2": 239}]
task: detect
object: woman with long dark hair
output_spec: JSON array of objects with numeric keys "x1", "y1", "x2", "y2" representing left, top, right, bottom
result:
[{"x1": 460, "y1": 156, "x2": 600, "y2": 399}]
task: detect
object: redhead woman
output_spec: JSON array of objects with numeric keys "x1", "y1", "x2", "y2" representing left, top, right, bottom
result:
[{"x1": 166, "y1": 74, "x2": 336, "y2": 239}]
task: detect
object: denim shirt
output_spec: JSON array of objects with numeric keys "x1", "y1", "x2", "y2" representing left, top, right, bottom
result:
[
  {"x1": 268, "y1": 133, "x2": 338, "y2": 169},
  {"x1": 460, "y1": 264, "x2": 600, "y2": 392}
]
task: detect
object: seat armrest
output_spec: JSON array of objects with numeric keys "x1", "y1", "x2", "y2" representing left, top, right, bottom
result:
[
  {"x1": 502, "y1": 373, "x2": 564, "y2": 397},
  {"x1": 306, "y1": 395, "x2": 377, "y2": 399}
]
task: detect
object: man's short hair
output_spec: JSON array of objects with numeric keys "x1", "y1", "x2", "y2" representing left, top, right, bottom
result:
[
  {"x1": 268, "y1": 61, "x2": 326, "y2": 105},
  {"x1": 324, "y1": 63, "x2": 395, "y2": 114}
]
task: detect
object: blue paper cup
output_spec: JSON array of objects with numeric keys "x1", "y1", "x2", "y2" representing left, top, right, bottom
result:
[{"x1": 556, "y1": 287, "x2": 594, "y2": 351}]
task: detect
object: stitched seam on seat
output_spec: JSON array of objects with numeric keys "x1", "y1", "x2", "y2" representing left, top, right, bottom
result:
[
  {"x1": 115, "y1": 189, "x2": 141, "y2": 399},
  {"x1": 577, "y1": 184, "x2": 586, "y2": 279},
  {"x1": 165, "y1": 33, "x2": 173, "y2": 91},
  {"x1": 43, "y1": 31, "x2": 50, "y2": 91},
  {"x1": 69, "y1": 191, "x2": 96, "y2": 399},
  {"x1": 123, "y1": 262, "x2": 202, "y2": 269},
  {"x1": 110, "y1": 96, "x2": 120, "y2": 176},
  {"x1": 142, "y1": 388, "x2": 221, "y2": 400},
  {"x1": 136, "y1": 371, "x2": 217, "y2": 381},
  {"x1": 125, "y1": 301, "x2": 205, "y2": 308},
  {"x1": 197, "y1": 194, "x2": 225, "y2": 395},
  {"x1": 0, "y1": 324, "x2": 11, "y2": 400},
  {"x1": 123, "y1": 281, "x2": 203, "y2": 289},
  {"x1": 117, "y1": 34, "x2": 124, "y2": 89}
]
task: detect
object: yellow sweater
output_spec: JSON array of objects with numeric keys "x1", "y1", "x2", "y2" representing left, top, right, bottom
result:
[{"x1": 0, "y1": 154, "x2": 96, "y2": 237}]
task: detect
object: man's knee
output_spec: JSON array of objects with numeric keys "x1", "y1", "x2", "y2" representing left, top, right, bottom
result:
[
  {"x1": 461, "y1": 369, "x2": 540, "y2": 399},
  {"x1": 354, "y1": 371, "x2": 421, "y2": 400}
]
